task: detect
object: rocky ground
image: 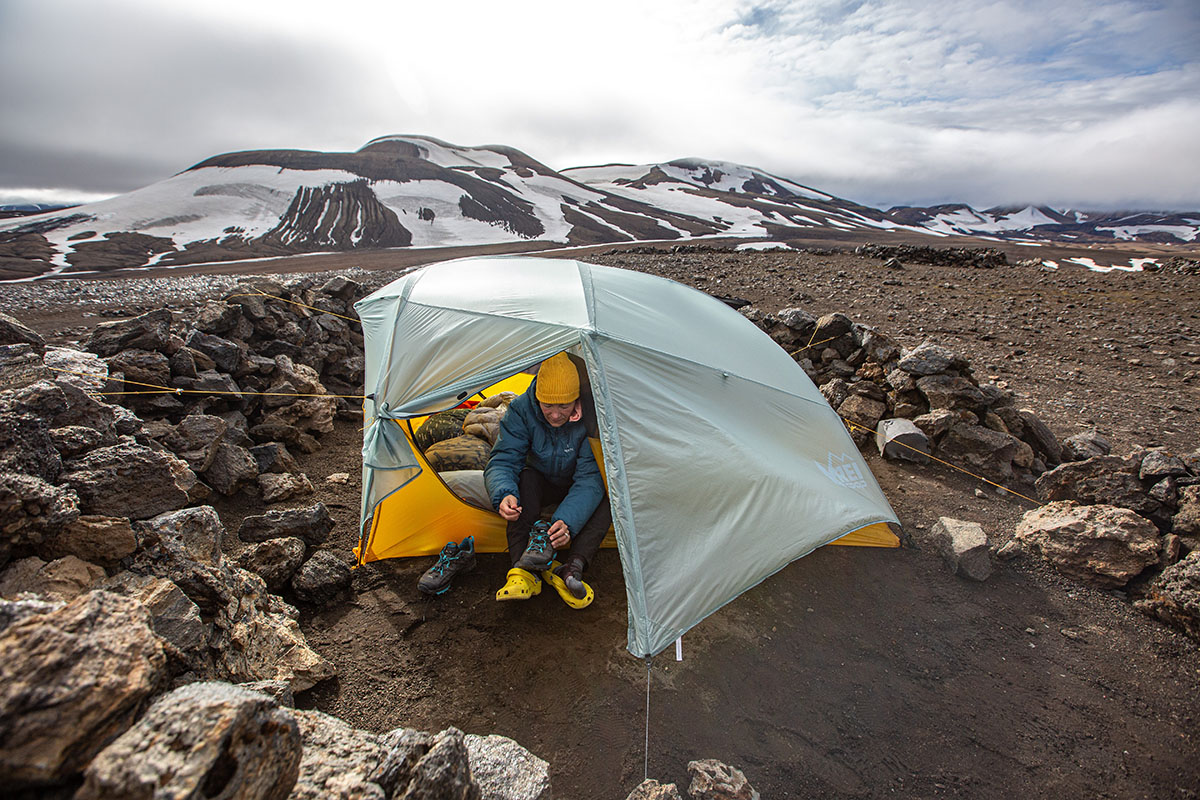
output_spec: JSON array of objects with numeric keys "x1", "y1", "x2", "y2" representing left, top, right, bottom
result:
[{"x1": 2, "y1": 237, "x2": 1199, "y2": 799}]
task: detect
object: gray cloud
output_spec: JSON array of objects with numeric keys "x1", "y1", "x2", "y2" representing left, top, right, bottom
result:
[{"x1": 1, "y1": 0, "x2": 1197, "y2": 211}]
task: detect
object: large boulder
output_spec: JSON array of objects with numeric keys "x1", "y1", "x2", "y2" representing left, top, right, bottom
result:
[
  {"x1": 0, "y1": 591, "x2": 166, "y2": 789},
  {"x1": 59, "y1": 442, "x2": 195, "y2": 520},
  {"x1": 1014, "y1": 501, "x2": 1162, "y2": 588},
  {"x1": 202, "y1": 440, "x2": 261, "y2": 496},
  {"x1": 1035, "y1": 455, "x2": 1159, "y2": 517},
  {"x1": 936, "y1": 423, "x2": 1021, "y2": 481},
  {"x1": 0, "y1": 312, "x2": 45, "y2": 352},
  {"x1": 238, "y1": 537, "x2": 307, "y2": 593},
  {"x1": 39, "y1": 514, "x2": 136, "y2": 567},
  {"x1": 84, "y1": 309, "x2": 173, "y2": 357},
  {"x1": 238, "y1": 502, "x2": 334, "y2": 547},
  {"x1": 1134, "y1": 551, "x2": 1200, "y2": 640},
  {"x1": 290, "y1": 550, "x2": 353, "y2": 606},
  {"x1": 687, "y1": 759, "x2": 760, "y2": 800},
  {"x1": 1173, "y1": 485, "x2": 1200, "y2": 551},
  {"x1": 0, "y1": 470, "x2": 79, "y2": 568},
  {"x1": 931, "y1": 517, "x2": 992, "y2": 581},
  {"x1": 465, "y1": 733, "x2": 552, "y2": 800},
  {"x1": 102, "y1": 572, "x2": 210, "y2": 674},
  {"x1": 291, "y1": 714, "x2": 480, "y2": 800},
  {"x1": 161, "y1": 413, "x2": 229, "y2": 472},
  {"x1": 77, "y1": 682, "x2": 302, "y2": 800}
]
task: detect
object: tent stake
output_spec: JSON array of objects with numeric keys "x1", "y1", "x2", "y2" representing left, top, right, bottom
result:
[{"x1": 644, "y1": 654, "x2": 652, "y2": 782}]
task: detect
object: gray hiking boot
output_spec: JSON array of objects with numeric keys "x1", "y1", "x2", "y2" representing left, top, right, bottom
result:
[
  {"x1": 418, "y1": 536, "x2": 476, "y2": 595},
  {"x1": 514, "y1": 521, "x2": 556, "y2": 571}
]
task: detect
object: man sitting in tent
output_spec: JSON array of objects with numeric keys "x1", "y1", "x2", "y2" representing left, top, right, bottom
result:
[{"x1": 485, "y1": 352, "x2": 612, "y2": 609}]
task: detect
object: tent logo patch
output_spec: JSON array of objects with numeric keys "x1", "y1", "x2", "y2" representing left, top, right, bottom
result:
[{"x1": 817, "y1": 452, "x2": 868, "y2": 489}]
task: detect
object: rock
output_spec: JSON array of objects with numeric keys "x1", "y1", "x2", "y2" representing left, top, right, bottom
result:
[
  {"x1": 875, "y1": 418, "x2": 931, "y2": 463},
  {"x1": 937, "y1": 423, "x2": 1020, "y2": 481},
  {"x1": 1035, "y1": 455, "x2": 1159, "y2": 517},
  {"x1": 897, "y1": 342, "x2": 966, "y2": 376},
  {"x1": 161, "y1": 413, "x2": 228, "y2": 472},
  {"x1": 250, "y1": 441, "x2": 300, "y2": 474},
  {"x1": 60, "y1": 442, "x2": 195, "y2": 520},
  {"x1": 238, "y1": 537, "x2": 307, "y2": 592},
  {"x1": 259, "y1": 471, "x2": 315, "y2": 503},
  {"x1": 1014, "y1": 501, "x2": 1162, "y2": 588},
  {"x1": 837, "y1": 394, "x2": 887, "y2": 441},
  {"x1": 916, "y1": 374, "x2": 986, "y2": 410},
  {"x1": 1061, "y1": 429, "x2": 1111, "y2": 462},
  {"x1": 84, "y1": 309, "x2": 173, "y2": 357},
  {"x1": 0, "y1": 594, "x2": 62, "y2": 634},
  {"x1": 931, "y1": 517, "x2": 992, "y2": 581},
  {"x1": 77, "y1": 681, "x2": 302, "y2": 800},
  {"x1": 210, "y1": 567, "x2": 335, "y2": 691},
  {"x1": 291, "y1": 714, "x2": 480, "y2": 800},
  {"x1": 1140, "y1": 449, "x2": 1189, "y2": 482},
  {"x1": 627, "y1": 779, "x2": 684, "y2": 800},
  {"x1": 238, "y1": 502, "x2": 334, "y2": 547},
  {"x1": 0, "y1": 312, "x2": 45, "y2": 353},
  {"x1": 239, "y1": 679, "x2": 295, "y2": 708},
  {"x1": 819, "y1": 377, "x2": 850, "y2": 410},
  {"x1": 0, "y1": 386, "x2": 64, "y2": 483},
  {"x1": 1173, "y1": 486, "x2": 1200, "y2": 549},
  {"x1": 912, "y1": 408, "x2": 963, "y2": 441},
  {"x1": 1017, "y1": 409, "x2": 1062, "y2": 465},
  {"x1": 49, "y1": 424, "x2": 106, "y2": 458},
  {"x1": 0, "y1": 555, "x2": 46, "y2": 598},
  {"x1": 0, "y1": 591, "x2": 166, "y2": 788},
  {"x1": 40, "y1": 515, "x2": 136, "y2": 566},
  {"x1": 202, "y1": 440, "x2": 261, "y2": 495},
  {"x1": 0, "y1": 470, "x2": 79, "y2": 568},
  {"x1": 36, "y1": 555, "x2": 107, "y2": 601},
  {"x1": 995, "y1": 540, "x2": 1022, "y2": 561},
  {"x1": 43, "y1": 346, "x2": 109, "y2": 392},
  {"x1": 291, "y1": 550, "x2": 353, "y2": 606},
  {"x1": 105, "y1": 348, "x2": 171, "y2": 390},
  {"x1": 1134, "y1": 551, "x2": 1200, "y2": 640},
  {"x1": 464, "y1": 733, "x2": 552, "y2": 800},
  {"x1": 129, "y1": 506, "x2": 231, "y2": 614},
  {"x1": 184, "y1": 329, "x2": 243, "y2": 373},
  {"x1": 0, "y1": 343, "x2": 51, "y2": 390},
  {"x1": 102, "y1": 572, "x2": 209, "y2": 672},
  {"x1": 687, "y1": 759, "x2": 760, "y2": 800}
]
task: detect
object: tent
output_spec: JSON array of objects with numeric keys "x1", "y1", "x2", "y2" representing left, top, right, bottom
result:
[{"x1": 354, "y1": 255, "x2": 900, "y2": 657}]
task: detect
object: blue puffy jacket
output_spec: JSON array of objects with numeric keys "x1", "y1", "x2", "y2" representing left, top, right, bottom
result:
[{"x1": 484, "y1": 379, "x2": 605, "y2": 535}]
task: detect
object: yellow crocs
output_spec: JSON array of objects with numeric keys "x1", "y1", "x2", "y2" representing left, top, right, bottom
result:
[
  {"x1": 542, "y1": 561, "x2": 594, "y2": 609},
  {"x1": 496, "y1": 567, "x2": 542, "y2": 601}
]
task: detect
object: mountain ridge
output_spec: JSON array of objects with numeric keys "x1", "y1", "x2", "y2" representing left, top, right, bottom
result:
[{"x1": 1, "y1": 134, "x2": 1196, "y2": 281}]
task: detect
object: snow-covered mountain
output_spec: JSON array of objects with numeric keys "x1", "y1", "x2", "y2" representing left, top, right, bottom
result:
[{"x1": 1, "y1": 135, "x2": 1196, "y2": 280}]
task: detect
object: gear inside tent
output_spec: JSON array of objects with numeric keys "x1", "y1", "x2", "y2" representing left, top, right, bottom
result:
[{"x1": 354, "y1": 256, "x2": 901, "y2": 657}]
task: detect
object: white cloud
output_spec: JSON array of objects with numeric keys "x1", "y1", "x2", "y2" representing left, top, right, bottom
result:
[{"x1": 0, "y1": 0, "x2": 1197, "y2": 210}]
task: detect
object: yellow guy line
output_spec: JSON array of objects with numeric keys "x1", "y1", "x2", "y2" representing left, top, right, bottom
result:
[
  {"x1": 50, "y1": 367, "x2": 366, "y2": 401},
  {"x1": 842, "y1": 417, "x2": 1043, "y2": 507},
  {"x1": 788, "y1": 335, "x2": 837, "y2": 359},
  {"x1": 227, "y1": 290, "x2": 361, "y2": 324}
]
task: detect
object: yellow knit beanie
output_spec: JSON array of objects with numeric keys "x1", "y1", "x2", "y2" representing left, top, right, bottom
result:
[{"x1": 535, "y1": 353, "x2": 580, "y2": 404}]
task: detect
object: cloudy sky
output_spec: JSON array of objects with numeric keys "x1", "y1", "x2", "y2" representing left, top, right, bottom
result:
[{"x1": 1, "y1": 0, "x2": 1198, "y2": 211}]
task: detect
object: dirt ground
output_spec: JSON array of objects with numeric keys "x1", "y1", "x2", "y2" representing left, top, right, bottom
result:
[{"x1": 12, "y1": 236, "x2": 1200, "y2": 798}]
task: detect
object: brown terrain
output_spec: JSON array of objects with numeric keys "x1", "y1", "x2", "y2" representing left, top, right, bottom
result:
[{"x1": 9, "y1": 231, "x2": 1200, "y2": 799}]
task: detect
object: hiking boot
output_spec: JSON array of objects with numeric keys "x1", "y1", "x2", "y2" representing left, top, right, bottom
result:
[
  {"x1": 555, "y1": 556, "x2": 588, "y2": 600},
  {"x1": 514, "y1": 520, "x2": 556, "y2": 571},
  {"x1": 418, "y1": 536, "x2": 476, "y2": 595}
]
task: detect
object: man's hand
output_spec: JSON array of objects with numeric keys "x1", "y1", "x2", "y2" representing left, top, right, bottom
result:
[
  {"x1": 498, "y1": 495, "x2": 522, "y2": 521},
  {"x1": 547, "y1": 519, "x2": 571, "y2": 549}
]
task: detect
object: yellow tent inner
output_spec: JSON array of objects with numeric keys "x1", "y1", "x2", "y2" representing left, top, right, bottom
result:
[{"x1": 356, "y1": 373, "x2": 899, "y2": 564}]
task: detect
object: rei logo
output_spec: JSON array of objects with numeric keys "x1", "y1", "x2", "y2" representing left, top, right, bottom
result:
[{"x1": 817, "y1": 452, "x2": 868, "y2": 489}]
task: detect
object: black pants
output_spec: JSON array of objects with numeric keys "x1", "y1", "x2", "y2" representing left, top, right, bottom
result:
[{"x1": 506, "y1": 466, "x2": 612, "y2": 570}]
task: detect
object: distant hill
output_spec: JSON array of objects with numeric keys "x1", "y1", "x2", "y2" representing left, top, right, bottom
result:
[{"x1": 1, "y1": 135, "x2": 1196, "y2": 280}]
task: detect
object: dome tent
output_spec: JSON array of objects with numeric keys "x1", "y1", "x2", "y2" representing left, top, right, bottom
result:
[{"x1": 355, "y1": 255, "x2": 899, "y2": 657}]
